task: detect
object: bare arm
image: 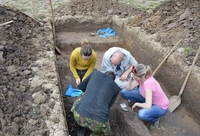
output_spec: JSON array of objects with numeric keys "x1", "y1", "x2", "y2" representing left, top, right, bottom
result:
[
  {"x1": 132, "y1": 89, "x2": 153, "y2": 109},
  {"x1": 120, "y1": 66, "x2": 133, "y2": 80},
  {"x1": 121, "y1": 52, "x2": 138, "y2": 80},
  {"x1": 126, "y1": 74, "x2": 139, "y2": 90}
]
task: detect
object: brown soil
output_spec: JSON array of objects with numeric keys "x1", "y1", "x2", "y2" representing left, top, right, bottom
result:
[
  {"x1": 0, "y1": 0, "x2": 200, "y2": 136},
  {"x1": 55, "y1": 0, "x2": 200, "y2": 66},
  {"x1": 0, "y1": 6, "x2": 53, "y2": 136}
]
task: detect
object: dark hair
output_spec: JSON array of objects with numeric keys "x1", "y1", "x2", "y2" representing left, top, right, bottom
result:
[
  {"x1": 80, "y1": 39, "x2": 92, "y2": 56},
  {"x1": 105, "y1": 71, "x2": 116, "y2": 80}
]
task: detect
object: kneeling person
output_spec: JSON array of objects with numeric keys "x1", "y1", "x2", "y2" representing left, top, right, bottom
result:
[{"x1": 71, "y1": 70, "x2": 120, "y2": 136}]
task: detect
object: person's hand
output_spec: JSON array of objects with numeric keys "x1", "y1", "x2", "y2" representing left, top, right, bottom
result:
[
  {"x1": 76, "y1": 79, "x2": 81, "y2": 85},
  {"x1": 131, "y1": 103, "x2": 137, "y2": 110},
  {"x1": 131, "y1": 72, "x2": 134, "y2": 78},
  {"x1": 120, "y1": 73, "x2": 127, "y2": 80}
]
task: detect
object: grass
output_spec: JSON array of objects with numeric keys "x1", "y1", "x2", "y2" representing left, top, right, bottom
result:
[
  {"x1": 184, "y1": 47, "x2": 191, "y2": 56},
  {"x1": 119, "y1": 0, "x2": 169, "y2": 11},
  {"x1": 1, "y1": 0, "x2": 69, "y2": 21},
  {"x1": 1, "y1": 0, "x2": 169, "y2": 20}
]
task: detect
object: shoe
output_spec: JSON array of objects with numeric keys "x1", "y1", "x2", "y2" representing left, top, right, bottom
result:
[
  {"x1": 77, "y1": 126, "x2": 86, "y2": 136},
  {"x1": 128, "y1": 100, "x2": 134, "y2": 108},
  {"x1": 150, "y1": 118, "x2": 160, "y2": 130}
]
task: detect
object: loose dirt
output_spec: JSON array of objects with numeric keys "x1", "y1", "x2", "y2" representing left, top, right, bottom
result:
[{"x1": 55, "y1": 0, "x2": 200, "y2": 66}]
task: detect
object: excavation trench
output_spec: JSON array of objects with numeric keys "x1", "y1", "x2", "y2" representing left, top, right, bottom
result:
[{"x1": 55, "y1": 16, "x2": 200, "y2": 136}]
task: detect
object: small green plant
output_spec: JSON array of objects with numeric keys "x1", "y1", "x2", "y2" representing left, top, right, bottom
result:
[
  {"x1": 38, "y1": 14, "x2": 45, "y2": 20},
  {"x1": 126, "y1": 16, "x2": 132, "y2": 25},
  {"x1": 20, "y1": 8, "x2": 27, "y2": 12},
  {"x1": 149, "y1": 2, "x2": 160, "y2": 9},
  {"x1": 184, "y1": 47, "x2": 191, "y2": 56}
]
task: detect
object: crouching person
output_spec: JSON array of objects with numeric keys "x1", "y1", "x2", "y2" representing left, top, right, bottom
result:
[
  {"x1": 121, "y1": 64, "x2": 169, "y2": 130},
  {"x1": 71, "y1": 70, "x2": 120, "y2": 136}
]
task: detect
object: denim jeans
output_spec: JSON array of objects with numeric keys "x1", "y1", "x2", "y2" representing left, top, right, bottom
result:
[
  {"x1": 121, "y1": 88, "x2": 168, "y2": 122},
  {"x1": 121, "y1": 87, "x2": 145, "y2": 102}
]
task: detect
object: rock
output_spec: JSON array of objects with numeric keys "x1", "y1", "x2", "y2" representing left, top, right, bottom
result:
[
  {"x1": 51, "y1": 116, "x2": 60, "y2": 124},
  {"x1": 48, "y1": 98, "x2": 55, "y2": 109},
  {"x1": 19, "y1": 85, "x2": 27, "y2": 92},
  {"x1": 0, "y1": 117, "x2": 6, "y2": 133},
  {"x1": 7, "y1": 65, "x2": 16, "y2": 75},
  {"x1": 0, "y1": 51, "x2": 5, "y2": 64},
  {"x1": 0, "y1": 109, "x2": 4, "y2": 117},
  {"x1": 28, "y1": 119, "x2": 38, "y2": 125},
  {"x1": 179, "y1": 8, "x2": 190, "y2": 21},
  {"x1": 42, "y1": 83, "x2": 54, "y2": 89},
  {"x1": 10, "y1": 122, "x2": 19, "y2": 134},
  {"x1": 23, "y1": 70, "x2": 31, "y2": 75},
  {"x1": 40, "y1": 106, "x2": 48, "y2": 116},
  {"x1": 166, "y1": 22, "x2": 177, "y2": 30},
  {"x1": 32, "y1": 92, "x2": 47, "y2": 104}
]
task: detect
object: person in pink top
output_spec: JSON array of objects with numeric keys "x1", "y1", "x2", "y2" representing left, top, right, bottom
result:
[{"x1": 121, "y1": 64, "x2": 169, "y2": 130}]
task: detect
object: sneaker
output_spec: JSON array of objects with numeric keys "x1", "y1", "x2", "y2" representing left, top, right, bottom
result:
[{"x1": 150, "y1": 118, "x2": 160, "y2": 130}]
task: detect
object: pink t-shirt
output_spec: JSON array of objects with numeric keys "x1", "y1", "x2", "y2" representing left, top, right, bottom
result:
[{"x1": 139, "y1": 76, "x2": 169, "y2": 110}]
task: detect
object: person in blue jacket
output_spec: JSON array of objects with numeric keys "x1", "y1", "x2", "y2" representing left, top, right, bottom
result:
[{"x1": 71, "y1": 70, "x2": 120, "y2": 136}]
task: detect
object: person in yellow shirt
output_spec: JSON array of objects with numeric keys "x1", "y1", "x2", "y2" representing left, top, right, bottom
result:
[{"x1": 70, "y1": 39, "x2": 97, "y2": 86}]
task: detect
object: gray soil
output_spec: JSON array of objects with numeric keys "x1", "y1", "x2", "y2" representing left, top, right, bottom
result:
[{"x1": 0, "y1": 0, "x2": 200, "y2": 136}]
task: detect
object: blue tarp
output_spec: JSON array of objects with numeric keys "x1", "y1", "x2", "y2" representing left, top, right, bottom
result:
[
  {"x1": 65, "y1": 85, "x2": 83, "y2": 97},
  {"x1": 96, "y1": 27, "x2": 116, "y2": 38}
]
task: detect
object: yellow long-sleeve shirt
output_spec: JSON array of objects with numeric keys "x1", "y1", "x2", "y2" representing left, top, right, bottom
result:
[{"x1": 70, "y1": 47, "x2": 97, "y2": 80}]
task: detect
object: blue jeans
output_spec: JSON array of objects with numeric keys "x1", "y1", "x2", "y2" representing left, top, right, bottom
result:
[{"x1": 121, "y1": 88, "x2": 168, "y2": 122}]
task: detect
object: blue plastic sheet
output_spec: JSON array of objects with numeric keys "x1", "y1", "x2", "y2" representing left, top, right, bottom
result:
[
  {"x1": 65, "y1": 85, "x2": 83, "y2": 97},
  {"x1": 96, "y1": 27, "x2": 116, "y2": 38}
]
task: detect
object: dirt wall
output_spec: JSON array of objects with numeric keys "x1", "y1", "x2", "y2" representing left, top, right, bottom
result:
[{"x1": 111, "y1": 16, "x2": 200, "y2": 124}]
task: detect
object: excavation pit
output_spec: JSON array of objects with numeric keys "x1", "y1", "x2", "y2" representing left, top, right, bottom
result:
[
  {"x1": 1, "y1": 1, "x2": 200, "y2": 136},
  {"x1": 55, "y1": 16, "x2": 200, "y2": 136}
]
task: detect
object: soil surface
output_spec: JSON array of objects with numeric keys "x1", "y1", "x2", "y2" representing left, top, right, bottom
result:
[
  {"x1": 0, "y1": 5, "x2": 67, "y2": 136},
  {"x1": 0, "y1": 0, "x2": 200, "y2": 136},
  {"x1": 55, "y1": 0, "x2": 200, "y2": 66},
  {"x1": 0, "y1": 6, "x2": 49, "y2": 135}
]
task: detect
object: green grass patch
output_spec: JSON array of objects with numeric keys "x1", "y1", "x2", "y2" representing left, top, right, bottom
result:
[
  {"x1": 119, "y1": 0, "x2": 169, "y2": 11},
  {"x1": 184, "y1": 47, "x2": 191, "y2": 56}
]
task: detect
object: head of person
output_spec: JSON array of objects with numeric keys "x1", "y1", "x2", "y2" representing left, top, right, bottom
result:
[
  {"x1": 80, "y1": 39, "x2": 92, "y2": 60},
  {"x1": 111, "y1": 51, "x2": 123, "y2": 66},
  {"x1": 132, "y1": 64, "x2": 152, "y2": 81},
  {"x1": 105, "y1": 71, "x2": 116, "y2": 81}
]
